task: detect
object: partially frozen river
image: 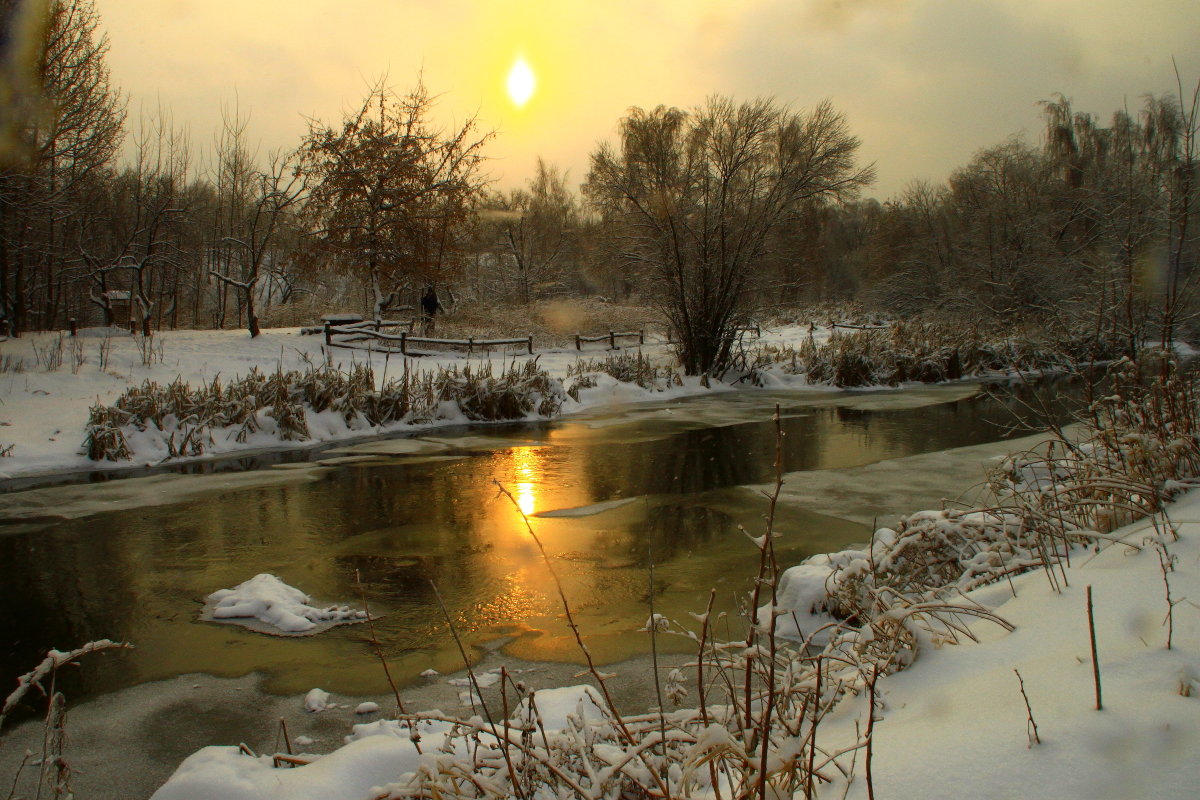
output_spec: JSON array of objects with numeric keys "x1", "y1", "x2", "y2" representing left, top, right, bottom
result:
[{"x1": 0, "y1": 380, "x2": 1079, "y2": 703}]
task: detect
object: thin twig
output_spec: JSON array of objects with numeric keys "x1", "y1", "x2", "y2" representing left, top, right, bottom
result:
[
  {"x1": 494, "y1": 480, "x2": 671, "y2": 800},
  {"x1": 1014, "y1": 668, "x2": 1041, "y2": 746},
  {"x1": 1087, "y1": 585, "x2": 1103, "y2": 710},
  {"x1": 429, "y1": 579, "x2": 526, "y2": 800},
  {"x1": 353, "y1": 570, "x2": 411, "y2": 724},
  {"x1": 647, "y1": 540, "x2": 668, "y2": 762}
]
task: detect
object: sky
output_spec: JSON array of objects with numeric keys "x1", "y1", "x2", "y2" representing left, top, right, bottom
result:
[{"x1": 97, "y1": 0, "x2": 1199, "y2": 201}]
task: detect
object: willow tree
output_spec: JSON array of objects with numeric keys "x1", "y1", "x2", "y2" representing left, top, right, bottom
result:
[
  {"x1": 584, "y1": 97, "x2": 873, "y2": 376},
  {"x1": 298, "y1": 79, "x2": 491, "y2": 318}
]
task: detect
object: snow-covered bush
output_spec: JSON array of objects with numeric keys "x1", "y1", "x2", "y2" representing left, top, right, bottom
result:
[
  {"x1": 779, "y1": 353, "x2": 1200, "y2": 665},
  {"x1": 566, "y1": 351, "x2": 674, "y2": 393},
  {"x1": 433, "y1": 359, "x2": 565, "y2": 420},
  {"x1": 82, "y1": 360, "x2": 567, "y2": 461},
  {"x1": 991, "y1": 355, "x2": 1200, "y2": 535}
]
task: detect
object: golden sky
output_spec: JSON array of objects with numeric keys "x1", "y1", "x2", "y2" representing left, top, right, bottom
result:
[{"x1": 98, "y1": 0, "x2": 1199, "y2": 199}]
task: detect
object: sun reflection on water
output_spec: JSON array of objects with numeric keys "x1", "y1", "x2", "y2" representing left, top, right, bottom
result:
[{"x1": 511, "y1": 446, "x2": 540, "y2": 516}]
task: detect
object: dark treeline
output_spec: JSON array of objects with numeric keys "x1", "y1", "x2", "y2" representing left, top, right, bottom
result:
[{"x1": 2, "y1": 1, "x2": 1198, "y2": 376}]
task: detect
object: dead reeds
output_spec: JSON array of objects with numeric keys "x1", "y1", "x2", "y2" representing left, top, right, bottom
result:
[
  {"x1": 82, "y1": 359, "x2": 566, "y2": 461},
  {"x1": 795, "y1": 318, "x2": 1124, "y2": 388}
]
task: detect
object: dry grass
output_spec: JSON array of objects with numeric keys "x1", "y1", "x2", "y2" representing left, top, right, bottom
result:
[
  {"x1": 566, "y1": 351, "x2": 676, "y2": 394},
  {"x1": 83, "y1": 360, "x2": 566, "y2": 461},
  {"x1": 308, "y1": 409, "x2": 1022, "y2": 800},
  {"x1": 797, "y1": 318, "x2": 1124, "y2": 388}
]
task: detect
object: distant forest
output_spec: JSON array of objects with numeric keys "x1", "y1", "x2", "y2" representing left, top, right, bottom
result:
[{"x1": 2, "y1": 1, "x2": 1197, "y2": 368}]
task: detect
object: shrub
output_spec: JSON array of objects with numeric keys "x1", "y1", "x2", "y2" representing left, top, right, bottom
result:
[
  {"x1": 566, "y1": 351, "x2": 674, "y2": 391},
  {"x1": 796, "y1": 318, "x2": 1124, "y2": 388},
  {"x1": 83, "y1": 360, "x2": 566, "y2": 461}
]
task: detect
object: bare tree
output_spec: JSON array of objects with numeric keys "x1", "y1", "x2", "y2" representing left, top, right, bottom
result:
[
  {"x1": 297, "y1": 77, "x2": 491, "y2": 318},
  {"x1": 489, "y1": 157, "x2": 577, "y2": 303},
  {"x1": 0, "y1": 0, "x2": 125, "y2": 334},
  {"x1": 205, "y1": 107, "x2": 304, "y2": 337},
  {"x1": 207, "y1": 154, "x2": 303, "y2": 337},
  {"x1": 585, "y1": 97, "x2": 874, "y2": 375},
  {"x1": 77, "y1": 107, "x2": 191, "y2": 336},
  {"x1": 1041, "y1": 91, "x2": 1200, "y2": 355},
  {"x1": 1155, "y1": 70, "x2": 1200, "y2": 347}
]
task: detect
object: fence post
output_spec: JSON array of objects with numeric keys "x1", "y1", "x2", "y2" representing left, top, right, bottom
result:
[
  {"x1": 324, "y1": 321, "x2": 332, "y2": 347},
  {"x1": 609, "y1": 330, "x2": 616, "y2": 349},
  {"x1": 468, "y1": 337, "x2": 474, "y2": 355},
  {"x1": 527, "y1": 335, "x2": 533, "y2": 355},
  {"x1": 400, "y1": 331, "x2": 407, "y2": 355},
  {"x1": 575, "y1": 334, "x2": 581, "y2": 351},
  {"x1": 638, "y1": 329, "x2": 644, "y2": 345},
  {"x1": 69, "y1": 318, "x2": 77, "y2": 336},
  {"x1": 374, "y1": 318, "x2": 381, "y2": 332}
]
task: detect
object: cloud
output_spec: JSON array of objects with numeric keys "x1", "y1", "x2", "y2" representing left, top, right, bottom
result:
[{"x1": 97, "y1": 0, "x2": 1199, "y2": 198}]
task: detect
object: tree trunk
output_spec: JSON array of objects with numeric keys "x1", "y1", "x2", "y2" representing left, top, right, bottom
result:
[{"x1": 247, "y1": 290, "x2": 260, "y2": 338}]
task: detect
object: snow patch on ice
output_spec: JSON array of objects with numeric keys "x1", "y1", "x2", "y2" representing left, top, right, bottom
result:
[
  {"x1": 535, "y1": 496, "x2": 640, "y2": 518},
  {"x1": 201, "y1": 574, "x2": 368, "y2": 635},
  {"x1": 304, "y1": 688, "x2": 330, "y2": 713}
]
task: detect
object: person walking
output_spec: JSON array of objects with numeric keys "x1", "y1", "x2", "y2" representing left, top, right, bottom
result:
[{"x1": 420, "y1": 287, "x2": 442, "y2": 334}]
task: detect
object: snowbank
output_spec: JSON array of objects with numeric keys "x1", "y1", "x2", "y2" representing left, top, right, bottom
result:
[
  {"x1": 811, "y1": 491, "x2": 1200, "y2": 799},
  {"x1": 150, "y1": 686, "x2": 605, "y2": 800}
]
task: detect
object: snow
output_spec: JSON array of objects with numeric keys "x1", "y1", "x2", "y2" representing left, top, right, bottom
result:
[
  {"x1": 202, "y1": 574, "x2": 368, "y2": 635},
  {"x1": 446, "y1": 669, "x2": 501, "y2": 689},
  {"x1": 782, "y1": 494, "x2": 1200, "y2": 800},
  {"x1": 303, "y1": 688, "x2": 331, "y2": 713},
  {"x1": 0, "y1": 324, "x2": 829, "y2": 482},
  {"x1": 534, "y1": 496, "x2": 640, "y2": 518}
]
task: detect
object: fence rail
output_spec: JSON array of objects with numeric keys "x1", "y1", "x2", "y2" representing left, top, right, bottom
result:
[
  {"x1": 302, "y1": 318, "x2": 414, "y2": 336},
  {"x1": 830, "y1": 322, "x2": 890, "y2": 331},
  {"x1": 324, "y1": 321, "x2": 533, "y2": 355},
  {"x1": 574, "y1": 330, "x2": 645, "y2": 350}
]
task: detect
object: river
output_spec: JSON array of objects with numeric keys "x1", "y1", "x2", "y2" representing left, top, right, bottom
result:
[{"x1": 0, "y1": 379, "x2": 1079, "y2": 704}]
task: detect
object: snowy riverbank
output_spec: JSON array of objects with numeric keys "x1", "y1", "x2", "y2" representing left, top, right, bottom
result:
[
  {"x1": 0, "y1": 323, "x2": 830, "y2": 483},
  {"x1": 141, "y1": 484, "x2": 1200, "y2": 799}
]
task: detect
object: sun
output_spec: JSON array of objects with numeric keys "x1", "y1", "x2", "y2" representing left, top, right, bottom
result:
[{"x1": 506, "y1": 56, "x2": 536, "y2": 108}]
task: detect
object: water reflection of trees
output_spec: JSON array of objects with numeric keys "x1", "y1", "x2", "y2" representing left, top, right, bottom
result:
[
  {"x1": 619, "y1": 503, "x2": 733, "y2": 567},
  {"x1": 577, "y1": 392, "x2": 1081, "y2": 511}
]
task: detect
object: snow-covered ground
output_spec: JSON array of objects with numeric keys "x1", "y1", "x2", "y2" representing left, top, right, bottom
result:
[{"x1": 0, "y1": 324, "x2": 825, "y2": 482}]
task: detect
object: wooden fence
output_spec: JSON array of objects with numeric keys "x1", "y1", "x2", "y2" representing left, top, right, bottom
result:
[
  {"x1": 574, "y1": 330, "x2": 645, "y2": 350},
  {"x1": 830, "y1": 323, "x2": 890, "y2": 331},
  {"x1": 302, "y1": 318, "x2": 414, "y2": 336},
  {"x1": 324, "y1": 321, "x2": 533, "y2": 356},
  {"x1": 664, "y1": 323, "x2": 760, "y2": 343}
]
